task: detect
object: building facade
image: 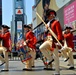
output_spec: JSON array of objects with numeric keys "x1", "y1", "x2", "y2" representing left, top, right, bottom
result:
[
  {"x1": 11, "y1": 0, "x2": 27, "y2": 47},
  {"x1": 14, "y1": 0, "x2": 26, "y2": 41}
]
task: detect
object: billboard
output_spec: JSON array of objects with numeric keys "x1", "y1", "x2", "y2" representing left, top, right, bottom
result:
[
  {"x1": 55, "y1": 0, "x2": 70, "y2": 8},
  {"x1": 15, "y1": 0, "x2": 23, "y2": 8},
  {"x1": 42, "y1": 0, "x2": 71, "y2": 24},
  {"x1": 17, "y1": 21, "x2": 22, "y2": 31},
  {"x1": 16, "y1": 9, "x2": 23, "y2": 15},
  {"x1": 64, "y1": 0, "x2": 76, "y2": 29}
]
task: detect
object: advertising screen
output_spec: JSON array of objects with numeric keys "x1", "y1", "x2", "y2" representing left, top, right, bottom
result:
[
  {"x1": 64, "y1": 0, "x2": 76, "y2": 29},
  {"x1": 17, "y1": 21, "x2": 22, "y2": 31}
]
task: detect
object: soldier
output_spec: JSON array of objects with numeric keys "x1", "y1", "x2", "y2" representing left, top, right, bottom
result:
[
  {"x1": 62, "y1": 26, "x2": 75, "y2": 69},
  {"x1": 23, "y1": 25, "x2": 37, "y2": 71},
  {"x1": 39, "y1": 9, "x2": 63, "y2": 75},
  {"x1": 0, "y1": 25, "x2": 11, "y2": 71}
]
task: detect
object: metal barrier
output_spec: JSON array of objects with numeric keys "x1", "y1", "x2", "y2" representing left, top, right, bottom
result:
[{"x1": 9, "y1": 51, "x2": 20, "y2": 61}]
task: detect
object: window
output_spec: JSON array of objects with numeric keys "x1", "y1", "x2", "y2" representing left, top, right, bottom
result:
[
  {"x1": 17, "y1": 0, "x2": 22, "y2": 1},
  {"x1": 15, "y1": 0, "x2": 23, "y2": 8}
]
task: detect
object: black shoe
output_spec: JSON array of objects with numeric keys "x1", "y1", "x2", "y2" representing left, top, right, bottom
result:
[
  {"x1": 48, "y1": 59, "x2": 54, "y2": 65},
  {"x1": 0, "y1": 62, "x2": 5, "y2": 66},
  {"x1": 1, "y1": 69, "x2": 9, "y2": 72},
  {"x1": 23, "y1": 68, "x2": 32, "y2": 71},
  {"x1": 32, "y1": 66, "x2": 35, "y2": 68},
  {"x1": 67, "y1": 64, "x2": 70, "y2": 66},
  {"x1": 64, "y1": 57, "x2": 69, "y2": 62},
  {"x1": 69, "y1": 67, "x2": 75, "y2": 70},
  {"x1": 44, "y1": 68, "x2": 53, "y2": 70}
]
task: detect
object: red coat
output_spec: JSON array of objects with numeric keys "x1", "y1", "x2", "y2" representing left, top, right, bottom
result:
[
  {"x1": 0, "y1": 31, "x2": 11, "y2": 51},
  {"x1": 64, "y1": 32, "x2": 74, "y2": 49},
  {"x1": 50, "y1": 20, "x2": 63, "y2": 48},
  {"x1": 25, "y1": 31, "x2": 37, "y2": 49}
]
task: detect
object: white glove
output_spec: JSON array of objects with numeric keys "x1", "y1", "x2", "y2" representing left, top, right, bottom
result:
[
  {"x1": 55, "y1": 43, "x2": 61, "y2": 46},
  {"x1": 23, "y1": 41, "x2": 26, "y2": 46},
  {"x1": 60, "y1": 46, "x2": 67, "y2": 51},
  {"x1": 62, "y1": 31, "x2": 65, "y2": 35}
]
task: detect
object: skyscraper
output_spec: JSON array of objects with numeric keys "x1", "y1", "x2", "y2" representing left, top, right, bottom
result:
[
  {"x1": 14, "y1": 0, "x2": 26, "y2": 41},
  {"x1": 11, "y1": 0, "x2": 27, "y2": 47}
]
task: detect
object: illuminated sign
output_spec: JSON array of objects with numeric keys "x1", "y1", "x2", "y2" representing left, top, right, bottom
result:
[
  {"x1": 64, "y1": 0, "x2": 76, "y2": 28},
  {"x1": 16, "y1": 9, "x2": 23, "y2": 14},
  {"x1": 17, "y1": 21, "x2": 22, "y2": 31}
]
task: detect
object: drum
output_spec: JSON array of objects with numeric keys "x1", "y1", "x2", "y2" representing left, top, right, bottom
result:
[
  {"x1": 16, "y1": 39, "x2": 32, "y2": 64},
  {"x1": 17, "y1": 46, "x2": 32, "y2": 64}
]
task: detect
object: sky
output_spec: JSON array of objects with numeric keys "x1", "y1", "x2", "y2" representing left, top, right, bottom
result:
[
  {"x1": 26, "y1": 0, "x2": 34, "y2": 24},
  {"x1": 2, "y1": 0, "x2": 34, "y2": 27}
]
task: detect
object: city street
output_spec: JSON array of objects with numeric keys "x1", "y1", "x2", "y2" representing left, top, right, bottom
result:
[
  {"x1": 0, "y1": 0, "x2": 76, "y2": 75},
  {"x1": 0, "y1": 57, "x2": 76, "y2": 75}
]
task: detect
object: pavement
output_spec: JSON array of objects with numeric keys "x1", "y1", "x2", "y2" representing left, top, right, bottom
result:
[{"x1": 0, "y1": 57, "x2": 76, "y2": 75}]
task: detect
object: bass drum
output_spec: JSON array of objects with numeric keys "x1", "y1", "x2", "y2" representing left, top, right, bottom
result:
[{"x1": 17, "y1": 46, "x2": 32, "y2": 64}]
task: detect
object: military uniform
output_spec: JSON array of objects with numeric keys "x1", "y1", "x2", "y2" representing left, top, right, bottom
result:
[
  {"x1": 62, "y1": 27, "x2": 74, "y2": 69},
  {"x1": 49, "y1": 19, "x2": 63, "y2": 74},
  {"x1": 40, "y1": 9, "x2": 63, "y2": 75},
  {"x1": 23, "y1": 25, "x2": 37, "y2": 70},
  {"x1": 0, "y1": 25, "x2": 11, "y2": 71}
]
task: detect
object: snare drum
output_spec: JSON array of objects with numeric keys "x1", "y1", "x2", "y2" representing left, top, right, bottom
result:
[{"x1": 18, "y1": 46, "x2": 32, "y2": 64}]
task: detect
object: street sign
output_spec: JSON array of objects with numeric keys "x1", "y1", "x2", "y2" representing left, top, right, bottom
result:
[{"x1": 16, "y1": 9, "x2": 23, "y2": 14}]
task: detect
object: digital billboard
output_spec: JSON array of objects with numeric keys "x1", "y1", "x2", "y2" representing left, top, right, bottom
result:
[{"x1": 64, "y1": 0, "x2": 76, "y2": 29}]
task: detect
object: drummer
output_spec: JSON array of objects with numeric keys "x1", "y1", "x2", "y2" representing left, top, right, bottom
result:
[{"x1": 23, "y1": 25, "x2": 37, "y2": 71}]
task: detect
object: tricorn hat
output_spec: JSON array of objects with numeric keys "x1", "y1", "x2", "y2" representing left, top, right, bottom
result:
[
  {"x1": 64, "y1": 26, "x2": 72, "y2": 30},
  {"x1": 24, "y1": 25, "x2": 31, "y2": 29},
  {"x1": 46, "y1": 9, "x2": 57, "y2": 17},
  {"x1": 1, "y1": 25, "x2": 10, "y2": 29}
]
